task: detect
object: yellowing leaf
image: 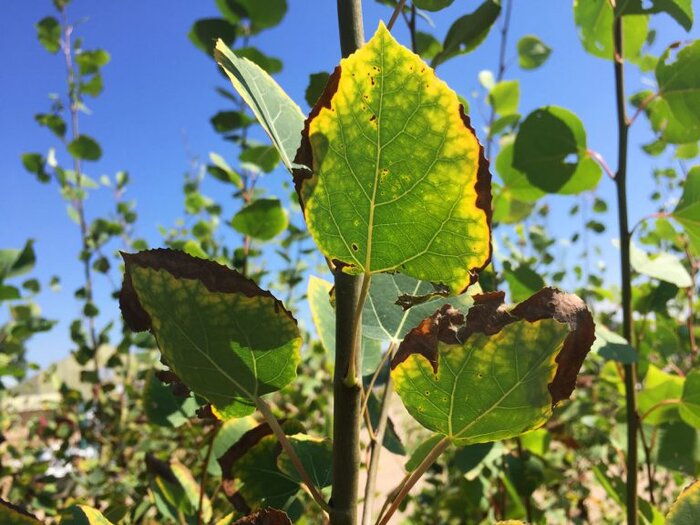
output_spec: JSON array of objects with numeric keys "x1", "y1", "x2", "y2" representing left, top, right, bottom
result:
[
  {"x1": 667, "y1": 481, "x2": 700, "y2": 524},
  {"x1": 296, "y1": 23, "x2": 492, "y2": 293}
]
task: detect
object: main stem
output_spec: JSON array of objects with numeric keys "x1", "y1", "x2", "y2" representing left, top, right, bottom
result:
[
  {"x1": 612, "y1": 12, "x2": 638, "y2": 525},
  {"x1": 331, "y1": 4, "x2": 365, "y2": 524}
]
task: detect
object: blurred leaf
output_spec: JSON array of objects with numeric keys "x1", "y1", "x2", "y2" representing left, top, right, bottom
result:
[
  {"x1": 305, "y1": 72, "x2": 330, "y2": 107},
  {"x1": 234, "y1": 47, "x2": 283, "y2": 74},
  {"x1": 143, "y1": 370, "x2": 199, "y2": 428},
  {"x1": 667, "y1": 481, "x2": 700, "y2": 524},
  {"x1": 413, "y1": 0, "x2": 454, "y2": 11},
  {"x1": 618, "y1": 0, "x2": 693, "y2": 32},
  {"x1": 489, "y1": 80, "x2": 520, "y2": 116},
  {"x1": 431, "y1": 0, "x2": 501, "y2": 68},
  {"x1": 211, "y1": 111, "x2": 255, "y2": 133},
  {"x1": 216, "y1": 41, "x2": 305, "y2": 172},
  {"x1": 75, "y1": 49, "x2": 110, "y2": 75},
  {"x1": 492, "y1": 186, "x2": 535, "y2": 224},
  {"x1": 657, "y1": 41, "x2": 700, "y2": 143},
  {"x1": 231, "y1": 509, "x2": 292, "y2": 524},
  {"x1": 496, "y1": 142, "x2": 545, "y2": 203},
  {"x1": 672, "y1": 166, "x2": 700, "y2": 252},
  {"x1": 36, "y1": 16, "x2": 61, "y2": 53},
  {"x1": 60, "y1": 505, "x2": 114, "y2": 524},
  {"x1": 517, "y1": 35, "x2": 551, "y2": 70},
  {"x1": 190, "y1": 18, "x2": 237, "y2": 55},
  {"x1": 21, "y1": 153, "x2": 50, "y2": 183},
  {"x1": 35, "y1": 113, "x2": 66, "y2": 138},
  {"x1": 231, "y1": 198, "x2": 288, "y2": 241},
  {"x1": 415, "y1": 31, "x2": 442, "y2": 60},
  {"x1": 638, "y1": 365, "x2": 683, "y2": 425},
  {"x1": 277, "y1": 434, "x2": 332, "y2": 489},
  {"x1": 67, "y1": 135, "x2": 102, "y2": 161},
  {"x1": 654, "y1": 421, "x2": 698, "y2": 474},
  {"x1": 208, "y1": 152, "x2": 243, "y2": 187},
  {"x1": 680, "y1": 370, "x2": 700, "y2": 428},
  {"x1": 0, "y1": 240, "x2": 36, "y2": 282},
  {"x1": 239, "y1": 145, "x2": 280, "y2": 173},
  {"x1": 591, "y1": 324, "x2": 637, "y2": 363},
  {"x1": 574, "y1": 0, "x2": 648, "y2": 61},
  {"x1": 628, "y1": 241, "x2": 692, "y2": 287},
  {"x1": 502, "y1": 263, "x2": 545, "y2": 303},
  {"x1": 226, "y1": 0, "x2": 287, "y2": 34},
  {"x1": 0, "y1": 500, "x2": 42, "y2": 524}
]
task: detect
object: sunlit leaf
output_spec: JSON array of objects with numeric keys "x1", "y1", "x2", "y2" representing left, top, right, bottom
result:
[
  {"x1": 296, "y1": 23, "x2": 492, "y2": 293},
  {"x1": 0, "y1": 240, "x2": 36, "y2": 282},
  {"x1": 513, "y1": 106, "x2": 601, "y2": 194},
  {"x1": 431, "y1": 1, "x2": 501, "y2": 68},
  {"x1": 36, "y1": 16, "x2": 61, "y2": 53},
  {"x1": 120, "y1": 249, "x2": 302, "y2": 419},
  {"x1": 672, "y1": 166, "x2": 700, "y2": 252},
  {"x1": 667, "y1": 481, "x2": 700, "y2": 524},
  {"x1": 628, "y1": 241, "x2": 692, "y2": 287},
  {"x1": 489, "y1": 80, "x2": 520, "y2": 116},
  {"x1": 657, "y1": 41, "x2": 700, "y2": 143},
  {"x1": 618, "y1": 0, "x2": 693, "y2": 32},
  {"x1": 517, "y1": 35, "x2": 551, "y2": 70},
  {"x1": 632, "y1": 90, "x2": 700, "y2": 144},
  {"x1": 591, "y1": 325, "x2": 637, "y2": 364},
  {"x1": 60, "y1": 505, "x2": 114, "y2": 524},
  {"x1": 67, "y1": 135, "x2": 102, "y2": 161},
  {"x1": 232, "y1": 198, "x2": 288, "y2": 241},
  {"x1": 216, "y1": 41, "x2": 305, "y2": 172},
  {"x1": 574, "y1": 0, "x2": 648, "y2": 61},
  {"x1": 638, "y1": 365, "x2": 683, "y2": 425},
  {"x1": 392, "y1": 289, "x2": 595, "y2": 445},
  {"x1": 495, "y1": 142, "x2": 545, "y2": 203}
]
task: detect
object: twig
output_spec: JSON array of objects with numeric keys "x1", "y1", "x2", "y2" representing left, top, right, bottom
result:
[
  {"x1": 387, "y1": 0, "x2": 407, "y2": 31},
  {"x1": 628, "y1": 91, "x2": 659, "y2": 127},
  {"x1": 197, "y1": 424, "x2": 219, "y2": 525},
  {"x1": 588, "y1": 149, "x2": 616, "y2": 180}
]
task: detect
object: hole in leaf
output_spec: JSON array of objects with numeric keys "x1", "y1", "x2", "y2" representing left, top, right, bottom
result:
[
  {"x1": 351, "y1": 243, "x2": 359, "y2": 252},
  {"x1": 563, "y1": 152, "x2": 579, "y2": 165}
]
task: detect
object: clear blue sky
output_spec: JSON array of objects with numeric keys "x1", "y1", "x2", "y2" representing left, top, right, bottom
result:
[{"x1": 2, "y1": 1, "x2": 698, "y2": 368}]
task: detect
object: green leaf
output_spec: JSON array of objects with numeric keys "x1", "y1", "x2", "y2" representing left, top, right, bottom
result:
[
  {"x1": 211, "y1": 111, "x2": 255, "y2": 133},
  {"x1": 305, "y1": 72, "x2": 330, "y2": 107},
  {"x1": 415, "y1": 31, "x2": 443, "y2": 61},
  {"x1": 431, "y1": 1, "x2": 501, "y2": 68},
  {"x1": 215, "y1": 41, "x2": 306, "y2": 173},
  {"x1": 502, "y1": 263, "x2": 545, "y2": 303},
  {"x1": 391, "y1": 289, "x2": 595, "y2": 445},
  {"x1": 35, "y1": 113, "x2": 66, "y2": 138},
  {"x1": 591, "y1": 324, "x2": 637, "y2": 363},
  {"x1": 495, "y1": 142, "x2": 545, "y2": 203},
  {"x1": 638, "y1": 365, "x2": 683, "y2": 425},
  {"x1": 366, "y1": 392, "x2": 406, "y2": 455},
  {"x1": 208, "y1": 152, "x2": 243, "y2": 187},
  {"x1": 632, "y1": 90, "x2": 700, "y2": 144},
  {"x1": 517, "y1": 35, "x2": 551, "y2": 70},
  {"x1": 239, "y1": 145, "x2": 280, "y2": 173},
  {"x1": 492, "y1": 188, "x2": 535, "y2": 224},
  {"x1": 673, "y1": 166, "x2": 700, "y2": 252},
  {"x1": 143, "y1": 370, "x2": 199, "y2": 427},
  {"x1": 75, "y1": 50, "x2": 110, "y2": 75},
  {"x1": 0, "y1": 500, "x2": 42, "y2": 524},
  {"x1": 234, "y1": 47, "x2": 283, "y2": 74},
  {"x1": 307, "y1": 275, "x2": 387, "y2": 375},
  {"x1": 0, "y1": 240, "x2": 36, "y2": 282},
  {"x1": 21, "y1": 153, "x2": 50, "y2": 183},
  {"x1": 147, "y1": 456, "x2": 212, "y2": 521},
  {"x1": 574, "y1": 0, "x2": 648, "y2": 61},
  {"x1": 67, "y1": 135, "x2": 102, "y2": 161},
  {"x1": 618, "y1": 0, "x2": 693, "y2": 32},
  {"x1": 489, "y1": 80, "x2": 520, "y2": 116},
  {"x1": 628, "y1": 241, "x2": 692, "y2": 287},
  {"x1": 513, "y1": 106, "x2": 600, "y2": 194},
  {"x1": 657, "y1": 41, "x2": 700, "y2": 147},
  {"x1": 667, "y1": 481, "x2": 700, "y2": 524},
  {"x1": 190, "y1": 19, "x2": 237, "y2": 55},
  {"x1": 363, "y1": 273, "x2": 476, "y2": 343},
  {"x1": 277, "y1": 434, "x2": 333, "y2": 489},
  {"x1": 230, "y1": 509, "x2": 292, "y2": 524},
  {"x1": 413, "y1": 0, "x2": 454, "y2": 11},
  {"x1": 296, "y1": 23, "x2": 492, "y2": 293},
  {"x1": 60, "y1": 505, "x2": 114, "y2": 524},
  {"x1": 677, "y1": 142, "x2": 699, "y2": 159},
  {"x1": 405, "y1": 434, "x2": 444, "y2": 471},
  {"x1": 680, "y1": 370, "x2": 700, "y2": 428},
  {"x1": 120, "y1": 249, "x2": 302, "y2": 419},
  {"x1": 228, "y1": 0, "x2": 287, "y2": 34},
  {"x1": 231, "y1": 198, "x2": 288, "y2": 241},
  {"x1": 36, "y1": 16, "x2": 61, "y2": 53},
  {"x1": 654, "y1": 421, "x2": 698, "y2": 473}
]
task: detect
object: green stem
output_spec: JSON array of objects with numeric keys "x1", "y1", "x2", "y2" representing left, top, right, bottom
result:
[
  {"x1": 345, "y1": 273, "x2": 372, "y2": 386},
  {"x1": 331, "y1": 3, "x2": 365, "y2": 523},
  {"x1": 612, "y1": 12, "x2": 639, "y2": 525}
]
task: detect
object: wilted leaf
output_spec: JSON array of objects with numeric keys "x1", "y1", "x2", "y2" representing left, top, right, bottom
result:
[
  {"x1": 513, "y1": 106, "x2": 601, "y2": 194},
  {"x1": 667, "y1": 481, "x2": 700, "y2": 524},
  {"x1": 215, "y1": 41, "x2": 305, "y2": 172},
  {"x1": 431, "y1": 1, "x2": 501, "y2": 68},
  {"x1": 391, "y1": 288, "x2": 595, "y2": 445},
  {"x1": 517, "y1": 35, "x2": 551, "y2": 70},
  {"x1": 296, "y1": 23, "x2": 492, "y2": 293},
  {"x1": 120, "y1": 249, "x2": 302, "y2": 419},
  {"x1": 232, "y1": 199, "x2": 288, "y2": 241}
]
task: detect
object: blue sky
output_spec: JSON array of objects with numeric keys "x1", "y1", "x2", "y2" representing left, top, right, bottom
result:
[{"x1": 2, "y1": 0, "x2": 698, "y2": 368}]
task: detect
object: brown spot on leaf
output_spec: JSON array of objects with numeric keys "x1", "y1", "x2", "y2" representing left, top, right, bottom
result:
[
  {"x1": 391, "y1": 287, "x2": 595, "y2": 406},
  {"x1": 395, "y1": 283, "x2": 450, "y2": 311},
  {"x1": 233, "y1": 508, "x2": 293, "y2": 525},
  {"x1": 119, "y1": 249, "x2": 296, "y2": 334}
]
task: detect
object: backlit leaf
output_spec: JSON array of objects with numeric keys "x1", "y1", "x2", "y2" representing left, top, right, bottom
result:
[
  {"x1": 120, "y1": 249, "x2": 302, "y2": 419},
  {"x1": 654, "y1": 421, "x2": 698, "y2": 473},
  {"x1": 495, "y1": 142, "x2": 545, "y2": 203},
  {"x1": 391, "y1": 288, "x2": 595, "y2": 445},
  {"x1": 239, "y1": 145, "x2": 280, "y2": 173},
  {"x1": 36, "y1": 16, "x2": 60, "y2": 53},
  {"x1": 618, "y1": 0, "x2": 693, "y2": 32},
  {"x1": 632, "y1": 90, "x2": 700, "y2": 144},
  {"x1": 657, "y1": 41, "x2": 700, "y2": 147},
  {"x1": 75, "y1": 50, "x2": 110, "y2": 75},
  {"x1": 638, "y1": 365, "x2": 683, "y2": 425},
  {"x1": 228, "y1": 0, "x2": 287, "y2": 34},
  {"x1": 502, "y1": 263, "x2": 545, "y2": 303},
  {"x1": 296, "y1": 23, "x2": 492, "y2": 293},
  {"x1": 231, "y1": 198, "x2": 288, "y2": 241},
  {"x1": 489, "y1": 80, "x2": 520, "y2": 116},
  {"x1": 517, "y1": 35, "x2": 551, "y2": 70},
  {"x1": 513, "y1": 106, "x2": 601, "y2": 194},
  {"x1": 574, "y1": 0, "x2": 648, "y2": 61},
  {"x1": 305, "y1": 72, "x2": 330, "y2": 107},
  {"x1": 628, "y1": 241, "x2": 692, "y2": 287},
  {"x1": 67, "y1": 135, "x2": 102, "y2": 161},
  {"x1": 431, "y1": 1, "x2": 501, "y2": 68},
  {"x1": 215, "y1": 41, "x2": 305, "y2": 172},
  {"x1": 415, "y1": 31, "x2": 442, "y2": 61},
  {"x1": 667, "y1": 481, "x2": 700, "y2": 524},
  {"x1": 190, "y1": 19, "x2": 237, "y2": 55},
  {"x1": 672, "y1": 166, "x2": 700, "y2": 252},
  {"x1": 413, "y1": 0, "x2": 454, "y2": 11},
  {"x1": 0, "y1": 240, "x2": 36, "y2": 282},
  {"x1": 680, "y1": 370, "x2": 700, "y2": 428}
]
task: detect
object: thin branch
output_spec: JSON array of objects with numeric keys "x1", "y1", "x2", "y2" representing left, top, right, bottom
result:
[
  {"x1": 637, "y1": 423, "x2": 656, "y2": 506},
  {"x1": 387, "y1": 0, "x2": 407, "y2": 31},
  {"x1": 628, "y1": 91, "x2": 659, "y2": 127},
  {"x1": 485, "y1": 0, "x2": 513, "y2": 161},
  {"x1": 197, "y1": 424, "x2": 219, "y2": 525},
  {"x1": 588, "y1": 149, "x2": 616, "y2": 180}
]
